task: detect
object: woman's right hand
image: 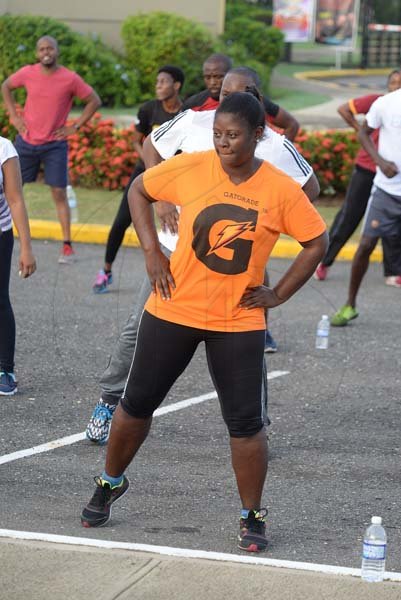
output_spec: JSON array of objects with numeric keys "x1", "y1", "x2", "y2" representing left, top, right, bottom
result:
[
  {"x1": 145, "y1": 249, "x2": 176, "y2": 300},
  {"x1": 19, "y1": 248, "x2": 36, "y2": 278}
]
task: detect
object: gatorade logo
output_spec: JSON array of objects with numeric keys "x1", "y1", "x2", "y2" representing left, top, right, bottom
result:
[{"x1": 192, "y1": 204, "x2": 258, "y2": 274}]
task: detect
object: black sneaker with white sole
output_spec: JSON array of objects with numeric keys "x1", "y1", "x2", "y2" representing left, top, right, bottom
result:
[{"x1": 81, "y1": 475, "x2": 129, "y2": 528}]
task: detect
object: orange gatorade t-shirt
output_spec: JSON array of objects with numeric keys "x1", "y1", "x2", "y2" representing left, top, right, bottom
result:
[{"x1": 143, "y1": 150, "x2": 326, "y2": 332}]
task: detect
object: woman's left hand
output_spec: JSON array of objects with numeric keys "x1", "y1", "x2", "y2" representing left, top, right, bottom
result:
[
  {"x1": 239, "y1": 286, "x2": 282, "y2": 310},
  {"x1": 19, "y1": 249, "x2": 36, "y2": 278}
]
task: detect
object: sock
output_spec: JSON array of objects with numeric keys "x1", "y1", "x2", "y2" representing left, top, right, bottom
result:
[
  {"x1": 101, "y1": 471, "x2": 124, "y2": 487},
  {"x1": 241, "y1": 509, "x2": 251, "y2": 518},
  {"x1": 63, "y1": 240, "x2": 72, "y2": 247}
]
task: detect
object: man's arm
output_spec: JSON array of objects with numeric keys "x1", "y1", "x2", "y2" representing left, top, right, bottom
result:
[
  {"x1": 54, "y1": 90, "x2": 101, "y2": 139},
  {"x1": 272, "y1": 107, "x2": 299, "y2": 142},
  {"x1": 358, "y1": 120, "x2": 398, "y2": 178},
  {"x1": 1, "y1": 78, "x2": 26, "y2": 134},
  {"x1": 302, "y1": 173, "x2": 320, "y2": 203},
  {"x1": 337, "y1": 101, "x2": 360, "y2": 131}
]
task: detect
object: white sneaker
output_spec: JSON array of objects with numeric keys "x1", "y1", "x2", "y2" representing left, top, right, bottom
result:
[{"x1": 385, "y1": 276, "x2": 401, "y2": 288}]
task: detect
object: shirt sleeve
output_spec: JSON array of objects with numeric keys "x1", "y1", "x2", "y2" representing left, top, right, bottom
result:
[
  {"x1": 143, "y1": 151, "x2": 204, "y2": 205},
  {"x1": 8, "y1": 66, "x2": 30, "y2": 88},
  {"x1": 276, "y1": 138, "x2": 313, "y2": 186},
  {"x1": 280, "y1": 186, "x2": 326, "y2": 243},
  {"x1": 263, "y1": 97, "x2": 280, "y2": 118},
  {"x1": 0, "y1": 138, "x2": 18, "y2": 167},
  {"x1": 71, "y1": 73, "x2": 93, "y2": 100},
  {"x1": 366, "y1": 96, "x2": 384, "y2": 130},
  {"x1": 135, "y1": 101, "x2": 154, "y2": 136},
  {"x1": 150, "y1": 110, "x2": 192, "y2": 159},
  {"x1": 349, "y1": 94, "x2": 380, "y2": 116}
]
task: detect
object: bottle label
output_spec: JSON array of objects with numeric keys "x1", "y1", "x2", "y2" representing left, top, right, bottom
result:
[
  {"x1": 317, "y1": 329, "x2": 329, "y2": 337},
  {"x1": 363, "y1": 542, "x2": 386, "y2": 560}
]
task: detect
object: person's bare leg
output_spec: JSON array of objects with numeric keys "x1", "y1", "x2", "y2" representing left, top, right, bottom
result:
[
  {"x1": 51, "y1": 186, "x2": 70, "y2": 240},
  {"x1": 346, "y1": 235, "x2": 378, "y2": 307},
  {"x1": 105, "y1": 404, "x2": 152, "y2": 476},
  {"x1": 230, "y1": 428, "x2": 268, "y2": 509}
]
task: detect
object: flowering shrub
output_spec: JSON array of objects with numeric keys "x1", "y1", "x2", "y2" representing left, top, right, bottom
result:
[
  {"x1": 67, "y1": 114, "x2": 138, "y2": 190},
  {"x1": 0, "y1": 104, "x2": 360, "y2": 193},
  {"x1": 294, "y1": 128, "x2": 359, "y2": 195}
]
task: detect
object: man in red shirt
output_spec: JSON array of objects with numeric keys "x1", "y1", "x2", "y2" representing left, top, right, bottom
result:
[
  {"x1": 1, "y1": 36, "x2": 101, "y2": 263},
  {"x1": 314, "y1": 69, "x2": 401, "y2": 284}
]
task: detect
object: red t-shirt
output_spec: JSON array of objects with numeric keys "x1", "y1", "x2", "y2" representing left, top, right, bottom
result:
[
  {"x1": 349, "y1": 94, "x2": 381, "y2": 172},
  {"x1": 9, "y1": 64, "x2": 93, "y2": 145}
]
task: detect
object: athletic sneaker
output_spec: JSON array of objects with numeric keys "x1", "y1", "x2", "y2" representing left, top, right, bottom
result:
[
  {"x1": 58, "y1": 243, "x2": 76, "y2": 264},
  {"x1": 314, "y1": 263, "x2": 329, "y2": 281},
  {"x1": 0, "y1": 372, "x2": 18, "y2": 396},
  {"x1": 92, "y1": 270, "x2": 113, "y2": 294},
  {"x1": 81, "y1": 475, "x2": 130, "y2": 528},
  {"x1": 264, "y1": 330, "x2": 278, "y2": 353},
  {"x1": 331, "y1": 304, "x2": 358, "y2": 327},
  {"x1": 238, "y1": 508, "x2": 268, "y2": 553},
  {"x1": 385, "y1": 276, "x2": 401, "y2": 288},
  {"x1": 86, "y1": 398, "x2": 117, "y2": 444}
]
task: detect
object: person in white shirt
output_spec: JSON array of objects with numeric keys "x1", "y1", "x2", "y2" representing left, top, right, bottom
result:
[
  {"x1": 85, "y1": 67, "x2": 319, "y2": 444},
  {"x1": 0, "y1": 136, "x2": 36, "y2": 395},
  {"x1": 331, "y1": 85, "x2": 401, "y2": 326}
]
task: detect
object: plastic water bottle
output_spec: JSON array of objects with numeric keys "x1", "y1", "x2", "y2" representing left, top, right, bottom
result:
[
  {"x1": 67, "y1": 185, "x2": 79, "y2": 223},
  {"x1": 315, "y1": 315, "x2": 330, "y2": 349},
  {"x1": 361, "y1": 516, "x2": 387, "y2": 582}
]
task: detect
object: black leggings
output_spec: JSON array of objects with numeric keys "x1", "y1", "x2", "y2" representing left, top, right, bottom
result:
[
  {"x1": 322, "y1": 165, "x2": 400, "y2": 275},
  {"x1": 105, "y1": 162, "x2": 145, "y2": 266},
  {"x1": 121, "y1": 311, "x2": 266, "y2": 438},
  {"x1": 0, "y1": 229, "x2": 15, "y2": 373}
]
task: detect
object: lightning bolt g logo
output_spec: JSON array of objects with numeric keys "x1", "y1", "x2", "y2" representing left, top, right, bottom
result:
[{"x1": 192, "y1": 204, "x2": 258, "y2": 274}]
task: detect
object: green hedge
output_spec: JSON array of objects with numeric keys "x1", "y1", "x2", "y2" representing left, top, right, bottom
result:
[
  {"x1": 121, "y1": 12, "x2": 216, "y2": 99},
  {"x1": 0, "y1": 14, "x2": 140, "y2": 107}
]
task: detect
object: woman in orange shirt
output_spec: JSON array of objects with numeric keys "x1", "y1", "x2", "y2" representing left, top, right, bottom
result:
[{"x1": 81, "y1": 93, "x2": 328, "y2": 553}]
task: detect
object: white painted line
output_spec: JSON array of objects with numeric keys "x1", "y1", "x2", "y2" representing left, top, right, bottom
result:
[
  {"x1": 0, "y1": 370, "x2": 289, "y2": 466},
  {"x1": 1, "y1": 528, "x2": 400, "y2": 581}
]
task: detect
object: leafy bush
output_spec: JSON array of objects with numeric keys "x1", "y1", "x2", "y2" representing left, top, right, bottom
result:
[
  {"x1": 225, "y1": 0, "x2": 273, "y2": 25},
  {"x1": 121, "y1": 12, "x2": 216, "y2": 99},
  {"x1": 294, "y1": 129, "x2": 359, "y2": 195},
  {"x1": 0, "y1": 14, "x2": 140, "y2": 107},
  {"x1": 223, "y1": 18, "x2": 284, "y2": 70}
]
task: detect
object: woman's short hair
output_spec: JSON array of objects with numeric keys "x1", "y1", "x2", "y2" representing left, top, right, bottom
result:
[{"x1": 216, "y1": 91, "x2": 265, "y2": 131}]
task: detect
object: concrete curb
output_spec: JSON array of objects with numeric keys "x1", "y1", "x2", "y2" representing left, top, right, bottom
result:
[
  {"x1": 294, "y1": 68, "x2": 391, "y2": 90},
  {"x1": 18, "y1": 219, "x2": 383, "y2": 263}
]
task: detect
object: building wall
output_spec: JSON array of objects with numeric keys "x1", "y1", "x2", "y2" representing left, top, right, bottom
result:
[{"x1": 1, "y1": 0, "x2": 226, "y2": 50}]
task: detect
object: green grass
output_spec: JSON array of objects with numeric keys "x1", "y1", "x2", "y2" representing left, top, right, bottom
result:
[
  {"x1": 269, "y1": 86, "x2": 330, "y2": 111},
  {"x1": 24, "y1": 183, "x2": 362, "y2": 242}
]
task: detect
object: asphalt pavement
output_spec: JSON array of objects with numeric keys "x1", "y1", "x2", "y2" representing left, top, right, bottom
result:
[{"x1": 1, "y1": 239, "x2": 400, "y2": 598}]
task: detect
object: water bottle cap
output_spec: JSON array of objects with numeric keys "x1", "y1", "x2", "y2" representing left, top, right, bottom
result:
[
  {"x1": 371, "y1": 516, "x2": 382, "y2": 525},
  {"x1": 322, "y1": 315, "x2": 328, "y2": 320}
]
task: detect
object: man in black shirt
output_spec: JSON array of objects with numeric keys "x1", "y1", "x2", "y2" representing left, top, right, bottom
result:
[{"x1": 92, "y1": 65, "x2": 185, "y2": 294}]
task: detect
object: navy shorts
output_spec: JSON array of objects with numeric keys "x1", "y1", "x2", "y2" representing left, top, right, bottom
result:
[
  {"x1": 362, "y1": 186, "x2": 401, "y2": 238},
  {"x1": 14, "y1": 135, "x2": 68, "y2": 188},
  {"x1": 121, "y1": 311, "x2": 267, "y2": 438}
]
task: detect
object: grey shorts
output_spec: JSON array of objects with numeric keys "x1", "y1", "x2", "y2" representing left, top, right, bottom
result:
[{"x1": 362, "y1": 186, "x2": 401, "y2": 238}]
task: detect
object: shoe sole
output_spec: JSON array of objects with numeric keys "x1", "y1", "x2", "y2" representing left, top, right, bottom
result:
[
  {"x1": 264, "y1": 347, "x2": 277, "y2": 353},
  {"x1": 81, "y1": 480, "x2": 129, "y2": 528},
  {"x1": 85, "y1": 431, "x2": 109, "y2": 445},
  {"x1": 238, "y1": 539, "x2": 268, "y2": 553},
  {"x1": 0, "y1": 388, "x2": 18, "y2": 396},
  {"x1": 58, "y1": 257, "x2": 76, "y2": 264},
  {"x1": 93, "y1": 287, "x2": 109, "y2": 294}
]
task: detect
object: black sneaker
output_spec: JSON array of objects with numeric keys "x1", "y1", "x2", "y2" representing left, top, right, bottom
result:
[
  {"x1": 238, "y1": 508, "x2": 268, "y2": 552},
  {"x1": 81, "y1": 475, "x2": 129, "y2": 528}
]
